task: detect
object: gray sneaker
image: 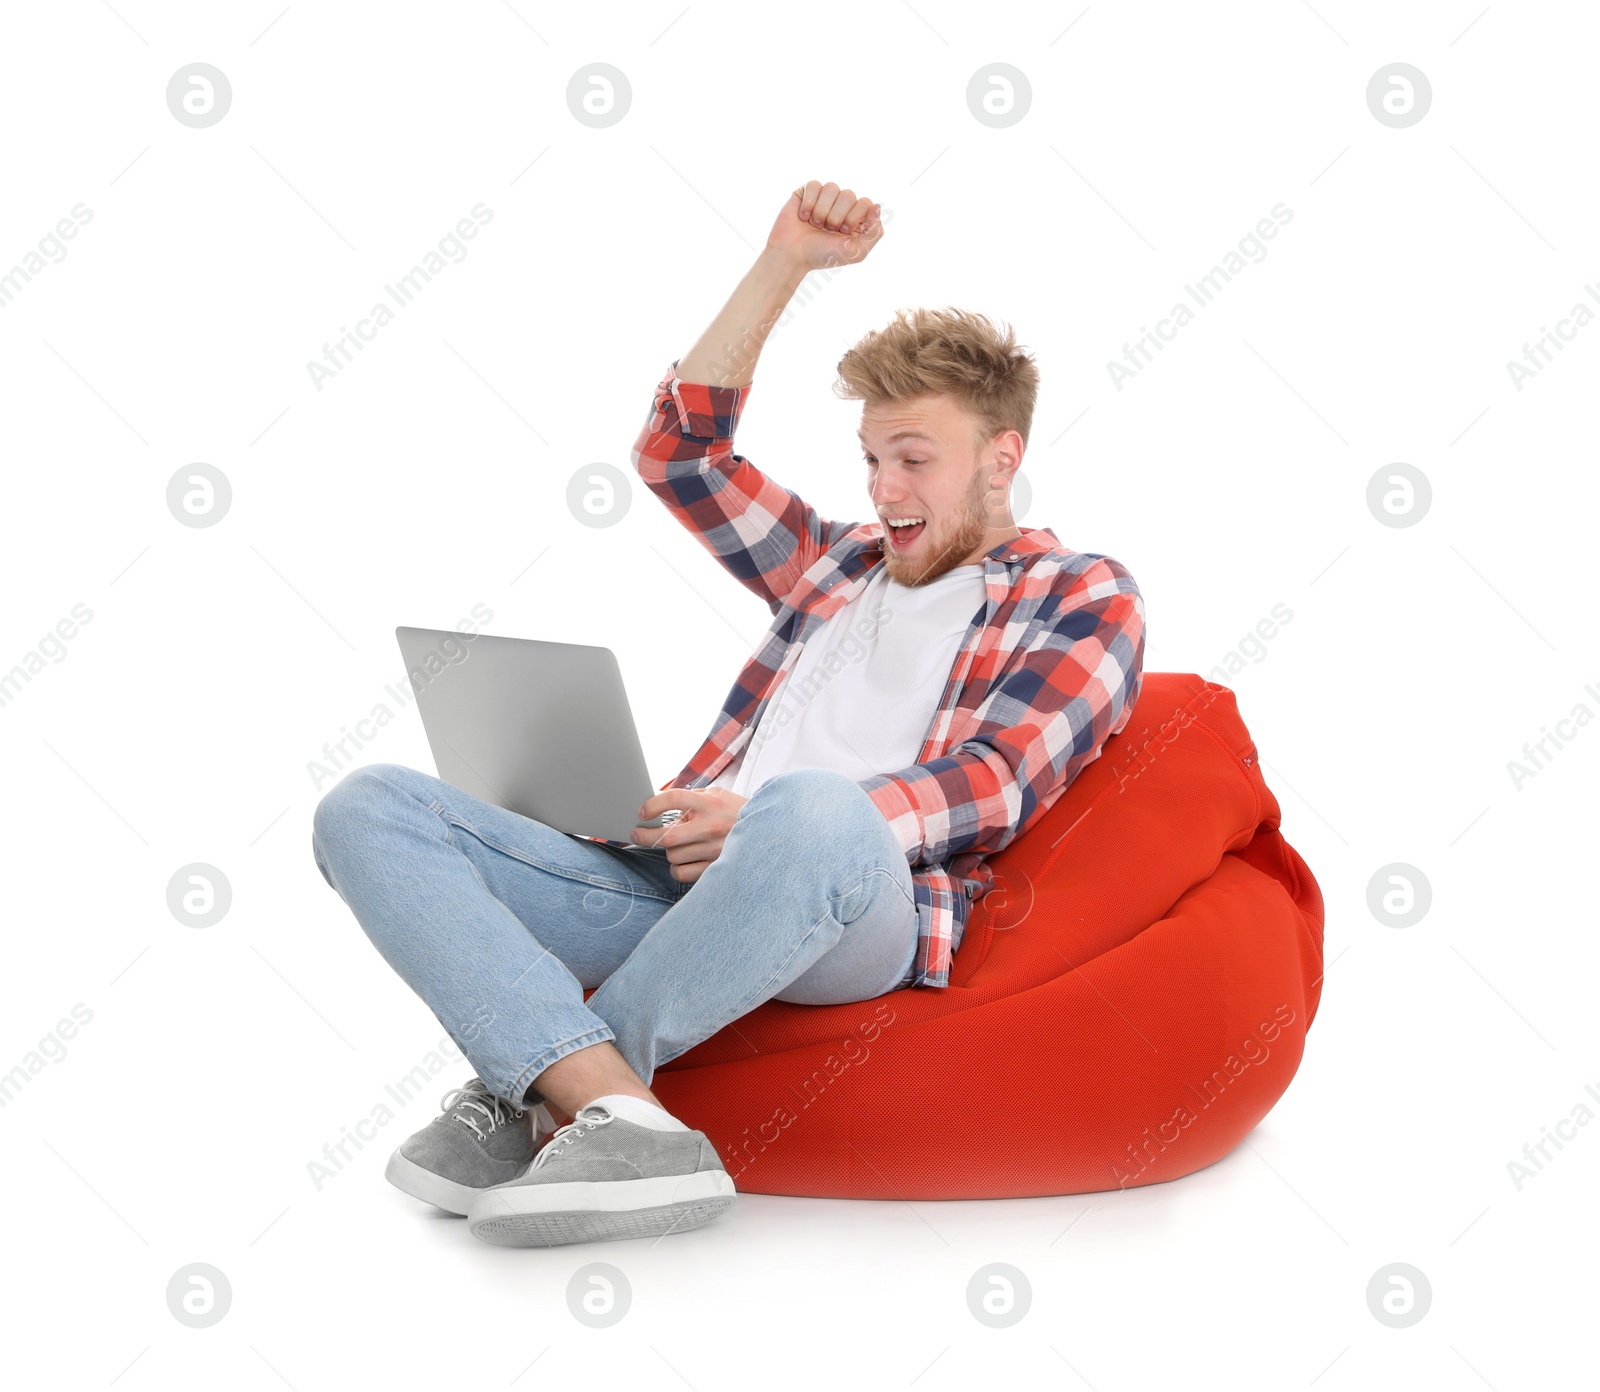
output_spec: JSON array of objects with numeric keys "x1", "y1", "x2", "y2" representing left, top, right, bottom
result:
[
  {"x1": 385, "y1": 1077, "x2": 555, "y2": 1216},
  {"x1": 465, "y1": 1101, "x2": 737, "y2": 1247}
]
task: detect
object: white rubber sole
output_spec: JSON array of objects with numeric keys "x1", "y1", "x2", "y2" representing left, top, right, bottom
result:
[
  {"x1": 384, "y1": 1104, "x2": 554, "y2": 1216},
  {"x1": 385, "y1": 1149, "x2": 506, "y2": 1217},
  {"x1": 467, "y1": 1170, "x2": 737, "y2": 1247}
]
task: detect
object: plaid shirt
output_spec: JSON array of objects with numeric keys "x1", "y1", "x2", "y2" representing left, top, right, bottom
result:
[{"x1": 592, "y1": 358, "x2": 1146, "y2": 989}]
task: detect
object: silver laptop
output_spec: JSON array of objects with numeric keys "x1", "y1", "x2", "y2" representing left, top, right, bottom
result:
[{"x1": 394, "y1": 626, "x2": 674, "y2": 842}]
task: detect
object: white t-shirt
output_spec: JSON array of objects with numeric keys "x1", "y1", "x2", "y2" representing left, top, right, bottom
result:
[{"x1": 709, "y1": 562, "x2": 988, "y2": 798}]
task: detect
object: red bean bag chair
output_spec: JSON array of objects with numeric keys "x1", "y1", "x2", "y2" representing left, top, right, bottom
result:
[{"x1": 601, "y1": 673, "x2": 1325, "y2": 1200}]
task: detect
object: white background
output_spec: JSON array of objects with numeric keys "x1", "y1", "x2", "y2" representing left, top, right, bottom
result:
[{"x1": 2, "y1": 1, "x2": 1595, "y2": 1387}]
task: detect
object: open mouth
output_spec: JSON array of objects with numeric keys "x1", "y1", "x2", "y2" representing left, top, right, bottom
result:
[{"x1": 886, "y1": 519, "x2": 927, "y2": 549}]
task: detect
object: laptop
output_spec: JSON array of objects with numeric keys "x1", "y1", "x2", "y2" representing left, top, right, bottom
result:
[{"x1": 394, "y1": 626, "x2": 676, "y2": 843}]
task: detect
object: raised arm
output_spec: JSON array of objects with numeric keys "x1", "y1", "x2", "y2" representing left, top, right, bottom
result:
[
  {"x1": 632, "y1": 182, "x2": 888, "y2": 612},
  {"x1": 678, "y1": 181, "x2": 884, "y2": 388}
]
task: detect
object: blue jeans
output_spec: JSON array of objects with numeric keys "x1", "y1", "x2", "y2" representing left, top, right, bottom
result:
[{"x1": 310, "y1": 763, "x2": 920, "y2": 1110}]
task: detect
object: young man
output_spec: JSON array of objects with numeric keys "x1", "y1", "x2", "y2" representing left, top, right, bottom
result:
[{"x1": 311, "y1": 180, "x2": 1146, "y2": 1249}]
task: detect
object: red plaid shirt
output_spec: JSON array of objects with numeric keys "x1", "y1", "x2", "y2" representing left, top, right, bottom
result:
[{"x1": 595, "y1": 358, "x2": 1146, "y2": 988}]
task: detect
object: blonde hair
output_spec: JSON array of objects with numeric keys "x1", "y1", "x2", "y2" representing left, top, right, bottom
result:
[{"x1": 833, "y1": 306, "x2": 1040, "y2": 455}]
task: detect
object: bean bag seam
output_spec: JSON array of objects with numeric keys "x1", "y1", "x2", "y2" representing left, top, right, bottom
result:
[{"x1": 1185, "y1": 700, "x2": 1264, "y2": 830}]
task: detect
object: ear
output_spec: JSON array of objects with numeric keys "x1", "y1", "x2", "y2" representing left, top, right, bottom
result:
[{"x1": 988, "y1": 430, "x2": 1025, "y2": 481}]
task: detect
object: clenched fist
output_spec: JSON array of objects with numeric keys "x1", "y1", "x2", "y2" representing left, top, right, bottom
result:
[{"x1": 766, "y1": 181, "x2": 886, "y2": 272}]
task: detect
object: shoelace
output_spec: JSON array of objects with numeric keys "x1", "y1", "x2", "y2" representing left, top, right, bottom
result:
[
  {"x1": 441, "y1": 1077, "x2": 524, "y2": 1143},
  {"x1": 531, "y1": 1103, "x2": 614, "y2": 1169}
]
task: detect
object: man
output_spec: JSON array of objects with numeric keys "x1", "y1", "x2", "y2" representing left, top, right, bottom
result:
[{"x1": 311, "y1": 179, "x2": 1146, "y2": 1249}]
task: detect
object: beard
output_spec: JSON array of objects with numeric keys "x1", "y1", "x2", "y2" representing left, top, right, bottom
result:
[{"x1": 882, "y1": 466, "x2": 994, "y2": 589}]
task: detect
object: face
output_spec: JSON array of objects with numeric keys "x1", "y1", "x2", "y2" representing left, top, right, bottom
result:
[{"x1": 859, "y1": 393, "x2": 1023, "y2": 588}]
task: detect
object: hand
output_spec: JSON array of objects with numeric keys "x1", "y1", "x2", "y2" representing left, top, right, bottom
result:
[
  {"x1": 766, "y1": 180, "x2": 885, "y2": 273},
  {"x1": 630, "y1": 787, "x2": 750, "y2": 884}
]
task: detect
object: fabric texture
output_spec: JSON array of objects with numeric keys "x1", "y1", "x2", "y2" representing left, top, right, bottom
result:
[
  {"x1": 581, "y1": 359, "x2": 1148, "y2": 988},
  {"x1": 392, "y1": 1077, "x2": 540, "y2": 1190}
]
